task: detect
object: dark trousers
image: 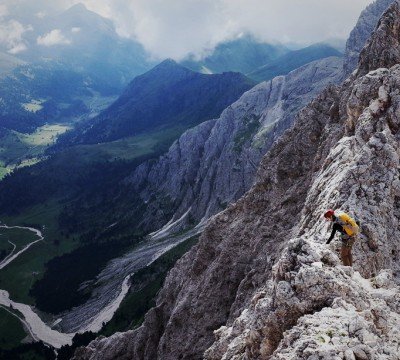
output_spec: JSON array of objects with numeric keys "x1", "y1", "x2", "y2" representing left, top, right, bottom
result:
[{"x1": 340, "y1": 237, "x2": 355, "y2": 266}]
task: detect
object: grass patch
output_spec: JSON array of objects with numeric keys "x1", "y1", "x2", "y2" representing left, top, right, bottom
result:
[
  {"x1": 18, "y1": 124, "x2": 71, "y2": 147},
  {"x1": 0, "y1": 124, "x2": 71, "y2": 180},
  {"x1": 67, "y1": 125, "x2": 186, "y2": 163},
  {"x1": 21, "y1": 99, "x2": 45, "y2": 113},
  {"x1": 0, "y1": 227, "x2": 39, "y2": 254},
  {"x1": 0, "y1": 131, "x2": 31, "y2": 166},
  {"x1": 0, "y1": 166, "x2": 9, "y2": 179},
  {"x1": 0, "y1": 307, "x2": 27, "y2": 350},
  {"x1": 100, "y1": 234, "x2": 199, "y2": 336}
]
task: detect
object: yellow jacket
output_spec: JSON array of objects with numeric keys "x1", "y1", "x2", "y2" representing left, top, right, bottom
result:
[{"x1": 336, "y1": 212, "x2": 359, "y2": 236}]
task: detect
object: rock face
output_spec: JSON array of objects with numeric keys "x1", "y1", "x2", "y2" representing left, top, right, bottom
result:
[
  {"x1": 343, "y1": 0, "x2": 394, "y2": 76},
  {"x1": 128, "y1": 56, "x2": 343, "y2": 234},
  {"x1": 205, "y1": 247, "x2": 400, "y2": 360},
  {"x1": 357, "y1": 0, "x2": 400, "y2": 77},
  {"x1": 74, "y1": 2, "x2": 400, "y2": 359},
  {"x1": 124, "y1": 0, "x2": 393, "y2": 236}
]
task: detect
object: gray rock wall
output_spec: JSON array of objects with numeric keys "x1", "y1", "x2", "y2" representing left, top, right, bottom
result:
[
  {"x1": 128, "y1": 57, "x2": 343, "y2": 234},
  {"x1": 343, "y1": 0, "x2": 394, "y2": 76},
  {"x1": 74, "y1": 1, "x2": 400, "y2": 359}
]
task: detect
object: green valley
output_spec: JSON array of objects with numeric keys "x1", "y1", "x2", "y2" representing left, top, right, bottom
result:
[{"x1": 0, "y1": 124, "x2": 71, "y2": 179}]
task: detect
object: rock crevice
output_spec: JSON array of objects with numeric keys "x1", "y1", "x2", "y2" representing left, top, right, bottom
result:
[{"x1": 73, "y1": 1, "x2": 400, "y2": 359}]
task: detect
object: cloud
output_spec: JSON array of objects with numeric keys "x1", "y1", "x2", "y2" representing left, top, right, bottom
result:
[
  {"x1": 71, "y1": 27, "x2": 81, "y2": 33},
  {"x1": 2, "y1": 0, "x2": 374, "y2": 59},
  {"x1": 8, "y1": 43, "x2": 27, "y2": 54},
  {"x1": 37, "y1": 29, "x2": 71, "y2": 46},
  {"x1": 35, "y1": 11, "x2": 47, "y2": 19},
  {"x1": 0, "y1": 4, "x2": 8, "y2": 17},
  {"x1": 0, "y1": 19, "x2": 30, "y2": 54},
  {"x1": 105, "y1": 0, "x2": 234, "y2": 60},
  {"x1": 77, "y1": 0, "x2": 373, "y2": 60}
]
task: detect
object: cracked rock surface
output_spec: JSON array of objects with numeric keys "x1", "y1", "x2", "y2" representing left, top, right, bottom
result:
[
  {"x1": 343, "y1": 0, "x2": 394, "y2": 76},
  {"x1": 126, "y1": 57, "x2": 343, "y2": 234},
  {"x1": 74, "y1": 1, "x2": 400, "y2": 359}
]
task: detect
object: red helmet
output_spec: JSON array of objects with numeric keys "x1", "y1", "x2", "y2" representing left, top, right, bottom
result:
[{"x1": 324, "y1": 209, "x2": 335, "y2": 218}]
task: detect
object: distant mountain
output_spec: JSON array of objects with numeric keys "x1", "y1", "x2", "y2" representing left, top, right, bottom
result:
[
  {"x1": 57, "y1": 60, "x2": 255, "y2": 145},
  {"x1": 2, "y1": 3, "x2": 153, "y2": 89},
  {"x1": 322, "y1": 38, "x2": 347, "y2": 52},
  {"x1": 247, "y1": 44, "x2": 342, "y2": 82},
  {"x1": 0, "y1": 3, "x2": 154, "y2": 134},
  {"x1": 0, "y1": 61, "x2": 117, "y2": 133},
  {"x1": 14, "y1": 3, "x2": 153, "y2": 90},
  {"x1": 181, "y1": 35, "x2": 288, "y2": 74},
  {"x1": 122, "y1": 56, "x2": 344, "y2": 234}
]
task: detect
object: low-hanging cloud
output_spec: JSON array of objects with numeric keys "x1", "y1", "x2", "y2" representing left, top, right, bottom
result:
[
  {"x1": 3, "y1": 0, "x2": 375, "y2": 59},
  {"x1": 0, "y1": 18, "x2": 30, "y2": 54},
  {"x1": 0, "y1": 4, "x2": 8, "y2": 17},
  {"x1": 79, "y1": 0, "x2": 374, "y2": 60},
  {"x1": 37, "y1": 29, "x2": 72, "y2": 46}
]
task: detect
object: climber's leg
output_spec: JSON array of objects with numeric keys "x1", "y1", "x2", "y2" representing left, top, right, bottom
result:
[
  {"x1": 340, "y1": 245, "x2": 350, "y2": 266},
  {"x1": 348, "y1": 250, "x2": 353, "y2": 267},
  {"x1": 347, "y1": 237, "x2": 355, "y2": 267}
]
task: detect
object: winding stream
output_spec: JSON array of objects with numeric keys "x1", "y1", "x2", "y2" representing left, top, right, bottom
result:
[
  {"x1": 0, "y1": 225, "x2": 43, "y2": 270},
  {"x1": 0, "y1": 224, "x2": 74, "y2": 347},
  {"x1": 0, "y1": 289, "x2": 74, "y2": 348}
]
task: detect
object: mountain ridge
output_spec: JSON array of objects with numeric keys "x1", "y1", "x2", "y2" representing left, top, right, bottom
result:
[
  {"x1": 73, "y1": 1, "x2": 400, "y2": 359},
  {"x1": 56, "y1": 60, "x2": 255, "y2": 145},
  {"x1": 181, "y1": 35, "x2": 288, "y2": 75},
  {"x1": 124, "y1": 56, "x2": 343, "y2": 234},
  {"x1": 248, "y1": 43, "x2": 342, "y2": 82}
]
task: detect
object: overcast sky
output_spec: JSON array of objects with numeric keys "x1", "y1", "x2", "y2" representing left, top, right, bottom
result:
[{"x1": 1, "y1": 0, "x2": 375, "y2": 59}]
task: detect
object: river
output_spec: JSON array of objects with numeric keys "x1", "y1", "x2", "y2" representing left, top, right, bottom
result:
[{"x1": 0, "y1": 222, "x2": 203, "y2": 347}]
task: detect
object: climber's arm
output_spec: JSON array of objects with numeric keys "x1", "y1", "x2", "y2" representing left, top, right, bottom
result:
[{"x1": 326, "y1": 223, "x2": 341, "y2": 244}]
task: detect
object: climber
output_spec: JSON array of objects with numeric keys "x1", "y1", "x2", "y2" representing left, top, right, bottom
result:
[{"x1": 324, "y1": 209, "x2": 359, "y2": 267}]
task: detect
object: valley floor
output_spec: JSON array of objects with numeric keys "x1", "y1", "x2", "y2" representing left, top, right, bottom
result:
[{"x1": 0, "y1": 221, "x2": 202, "y2": 349}]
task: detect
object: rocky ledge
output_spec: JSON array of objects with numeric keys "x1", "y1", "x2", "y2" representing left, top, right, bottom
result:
[{"x1": 74, "y1": 1, "x2": 400, "y2": 359}]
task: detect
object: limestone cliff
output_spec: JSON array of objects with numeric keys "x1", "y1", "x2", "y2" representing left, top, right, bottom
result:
[
  {"x1": 74, "y1": 1, "x2": 400, "y2": 359},
  {"x1": 122, "y1": 0, "x2": 392, "y2": 236},
  {"x1": 343, "y1": 0, "x2": 394, "y2": 76},
  {"x1": 128, "y1": 57, "x2": 343, "y2": 234}
]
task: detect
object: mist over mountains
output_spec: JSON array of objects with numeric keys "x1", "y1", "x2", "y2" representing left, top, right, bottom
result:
[
  {"x1": 0, "y1": 1, "x2": 397, "y2": 359},
  {"x1": 1, "y1": 3, "x2": 151, "y2": 85},
  {"x1": 0, "y1": 3, "x2": 344, "y2": 138}
]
